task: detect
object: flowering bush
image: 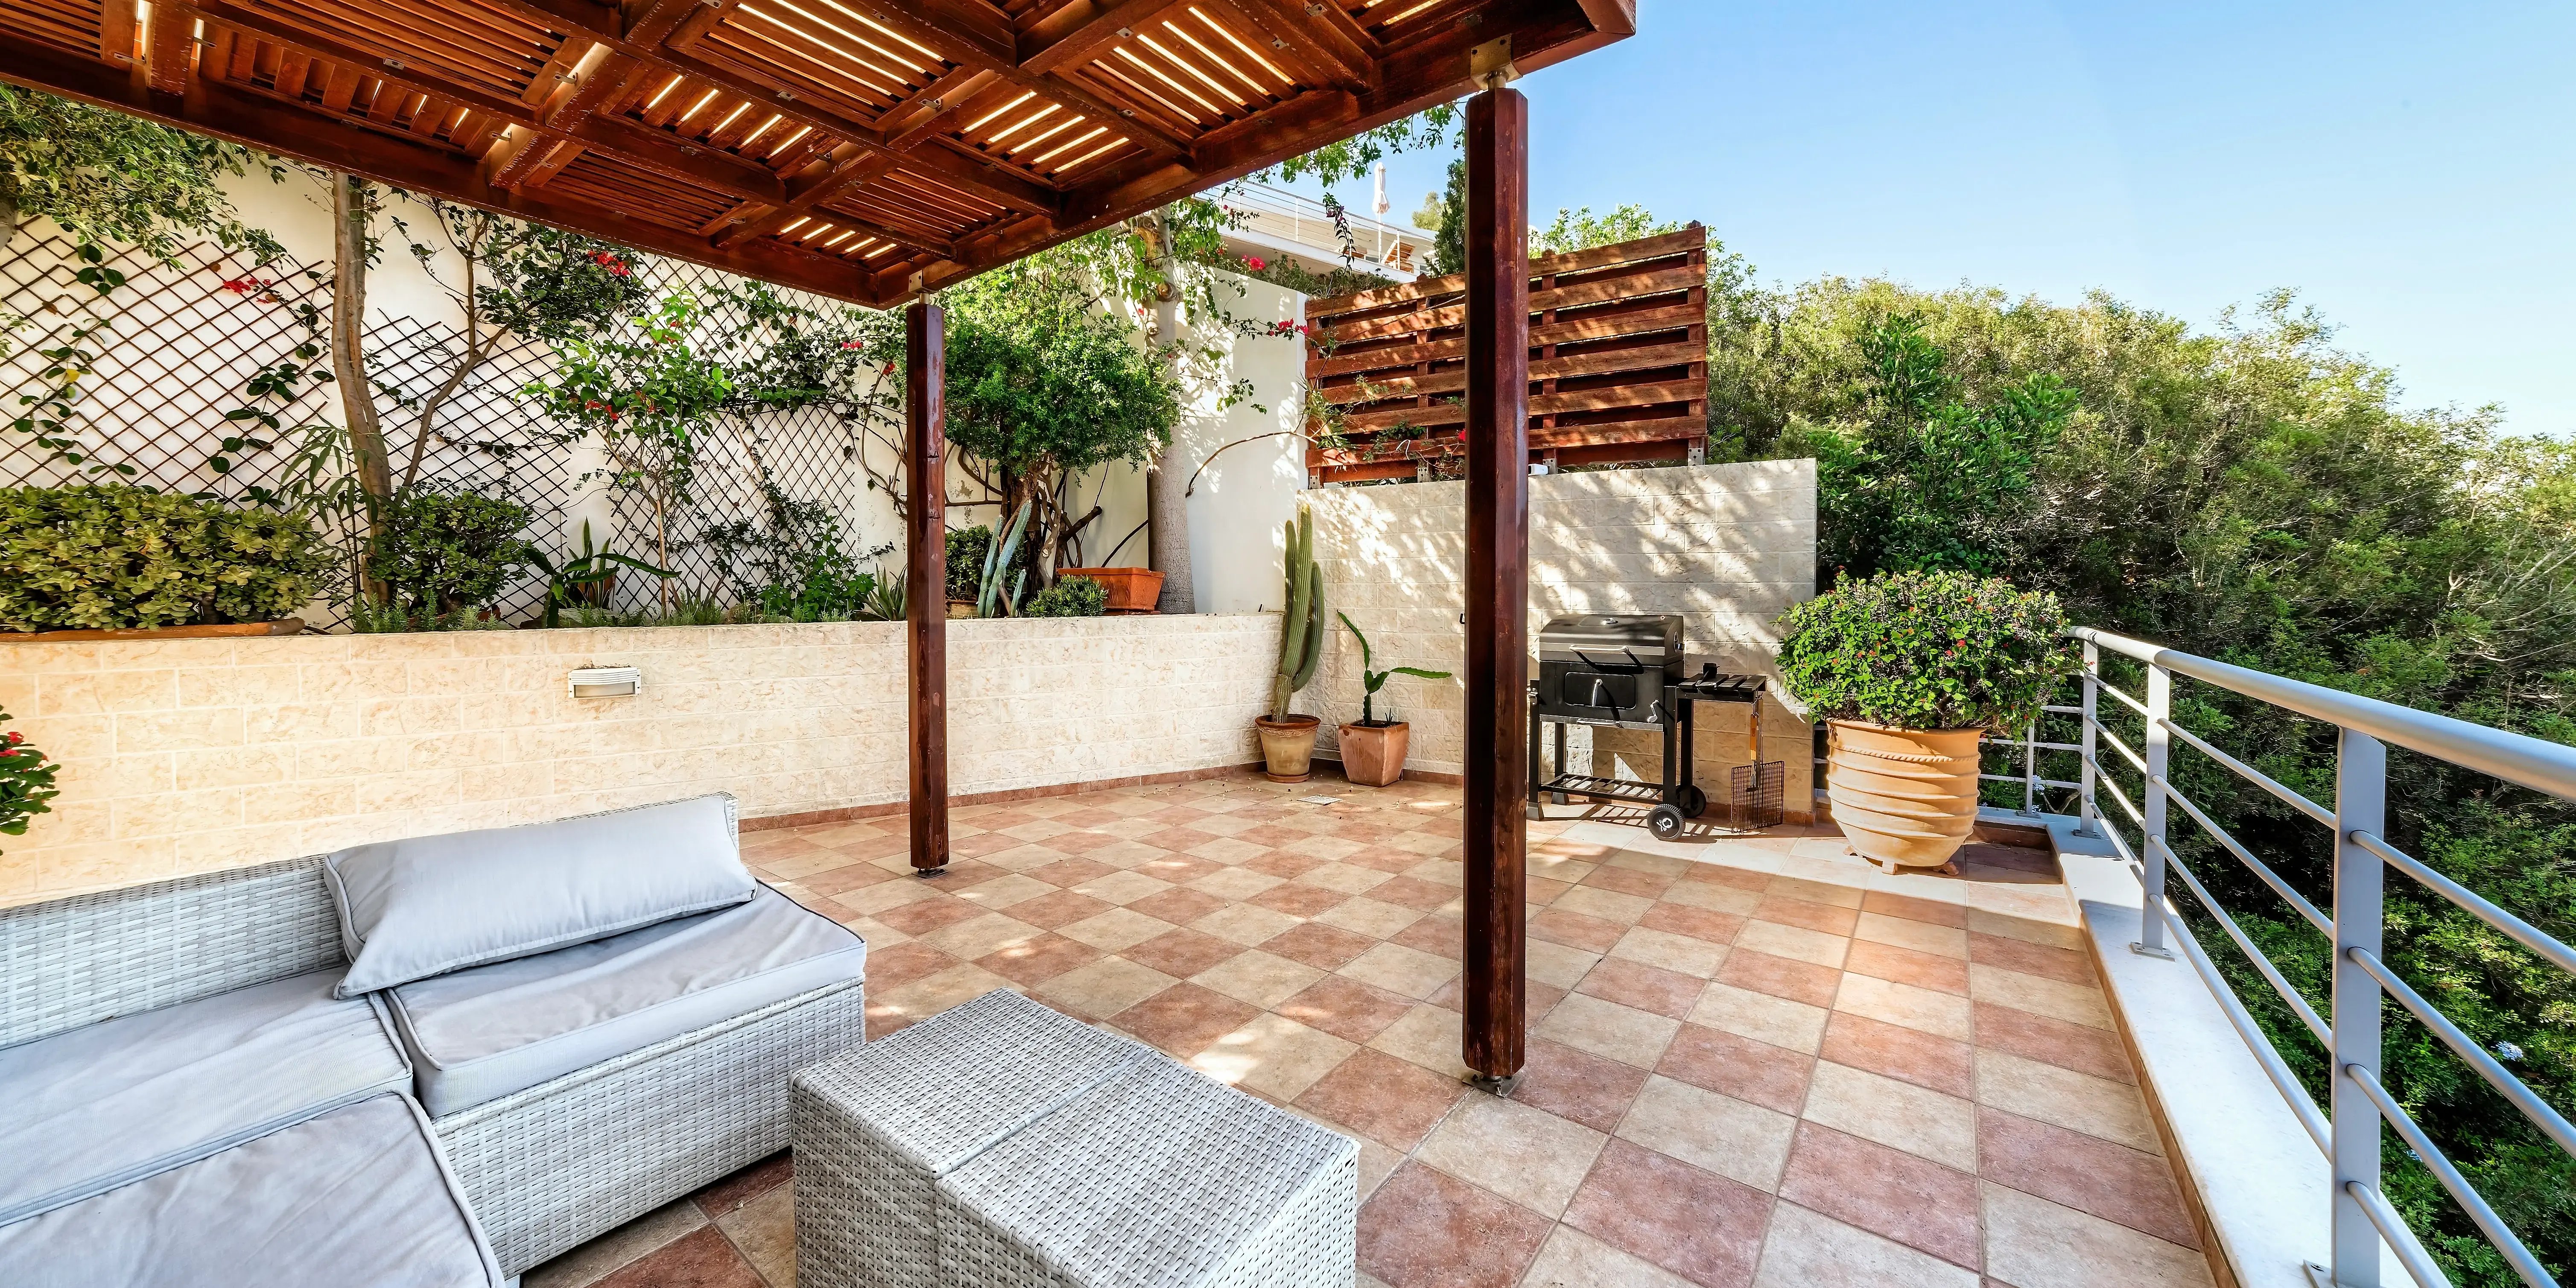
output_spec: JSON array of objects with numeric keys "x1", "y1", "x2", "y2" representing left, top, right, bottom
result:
[
  {"x1": 0, "y1": 711, "x2": 60, "y2": 847},
  {"x1": 1776, "y1": 570, "x2": 2075, "y2": 732}
]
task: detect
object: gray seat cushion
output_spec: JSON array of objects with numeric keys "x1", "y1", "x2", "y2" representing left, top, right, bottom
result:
[
  {"x1": 389, "y1": 885, "x2": 865, "y2": 1116},
  {"x1": 328, "y1": 793, "x2": 754, "y2": 998},
  {"x1": 0, "y1": 967, "x2": 411, "y2": 1226},
  {"x1": 0, "y1": 1092, "x2": 502, "y2": 1288}
]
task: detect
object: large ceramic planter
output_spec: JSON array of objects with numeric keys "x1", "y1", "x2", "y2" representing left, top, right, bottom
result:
[
  {"x1": 1825, "y1": 719, "x2": 1983, "y2": 869},
  {"x1": 1256, "y1": 714, "x2": 1321, "y2": 783},
  {"x1": 1337, "y1": 721, "x2": 1410, "y2": 788},
  {"x1": 2, "y1": 619, "x2": 304, "y2": 643},
  {"x1": 1057, "y1": 567, "x2": 1164, "y2": 614}
]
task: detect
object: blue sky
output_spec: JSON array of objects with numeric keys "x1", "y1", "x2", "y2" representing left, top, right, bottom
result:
[{"x1": 1270, "y1": 1, "x2": 2574, "y2": 438}]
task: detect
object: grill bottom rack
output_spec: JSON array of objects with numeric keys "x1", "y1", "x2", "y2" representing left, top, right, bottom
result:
[{"x1": 1527, "y1": 668, "x2": 1783, "y2": 840}]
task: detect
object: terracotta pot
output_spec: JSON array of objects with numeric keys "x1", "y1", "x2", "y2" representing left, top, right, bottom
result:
[
  {"x1": 1256, "y1": 713, "x2": 1321, "y2": 783},
  {"x1": 1336, "y1": 721, "x2": 1410, "y2": 788},
  {"x1": 1057, "y1": 567, "x2": 1165, "y2": 614},
  {"x1": 1825, "y1": 719, "x2": 1983, "y2": 869},
  {"x1": 947, "y1": 599, "x2": 976, "y2": 619},
  {"x1": 3, "y1": 619, "x2": 304, "y2": 643}
]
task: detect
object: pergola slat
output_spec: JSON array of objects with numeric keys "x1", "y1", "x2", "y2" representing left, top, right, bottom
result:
[{"x1": 0, "y1": 0, "x2": 1630, "y2": 305}]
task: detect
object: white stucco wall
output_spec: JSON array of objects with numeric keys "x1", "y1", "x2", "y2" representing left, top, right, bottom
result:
[{"x1": 1301, "y1": 460, "x2": 1819, "y2": 815}]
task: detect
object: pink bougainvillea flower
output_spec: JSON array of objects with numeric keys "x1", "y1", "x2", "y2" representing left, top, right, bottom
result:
[
  {"x1": 840, "y1": 340, "x2": 867, "y2": 350},
  {"x1": 1243, "y1": 256, "x2": 1266, "y2": 270}
]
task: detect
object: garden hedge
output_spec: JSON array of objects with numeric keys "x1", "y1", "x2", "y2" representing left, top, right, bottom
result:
[{"x1": 0, "y1": 485, "x2": 328, "y2": 631}]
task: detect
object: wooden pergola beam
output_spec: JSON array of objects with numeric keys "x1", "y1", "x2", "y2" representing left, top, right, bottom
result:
[{"x1": 1460, "y1": 82, "x2": 1530, "y2": 1091}]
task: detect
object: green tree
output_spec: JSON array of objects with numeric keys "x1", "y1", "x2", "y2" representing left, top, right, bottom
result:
[
  {"x1": 1532, "y1": 203, "x2": 1680, "y2": 255},
  {"x1": 1428, "y1": 158, "x2": 1466, "y2": 277},
  {"x1": 0, "y1": 86, "x2": 280, "y2": 263}
]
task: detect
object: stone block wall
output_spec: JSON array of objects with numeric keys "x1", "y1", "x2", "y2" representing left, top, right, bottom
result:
[
  {"x1": 0, "y1": 614, "x2": 1279, "y2": 907},
  {"x1": 1303, "y1": 459, "x2": 1818, "y2": 815}
]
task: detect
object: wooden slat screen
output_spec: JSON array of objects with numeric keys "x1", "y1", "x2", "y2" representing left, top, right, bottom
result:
[{"x1": 1302, "y1": 225, "x2": 1709, "y2": 485}]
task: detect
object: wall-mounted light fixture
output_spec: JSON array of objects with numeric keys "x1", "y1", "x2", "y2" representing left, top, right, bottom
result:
[{"x1": 567, "y1": 665, "x2": 643, "y2": 698}]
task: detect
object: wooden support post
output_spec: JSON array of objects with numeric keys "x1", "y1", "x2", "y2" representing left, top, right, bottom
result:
[
  {"x1": 906, "y1": 301, "x2": 950, "y2": 875},
  {"x1": 1460, "y1": 85, "x2": 1531, "y2": 1090}
]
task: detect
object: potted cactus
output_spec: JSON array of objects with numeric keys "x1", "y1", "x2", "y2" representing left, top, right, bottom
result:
[
  {"x1": 1333, "y1": 613, "x2": 1450, "y2": 787},
  {"x1": 1256, "y1": 504, "x2": 1325, "y2": 782}
]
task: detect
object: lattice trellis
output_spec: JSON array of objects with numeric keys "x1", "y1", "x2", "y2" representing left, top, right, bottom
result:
[{"x1": 1, "y1": 231, "x2": 908, "y2": 631}]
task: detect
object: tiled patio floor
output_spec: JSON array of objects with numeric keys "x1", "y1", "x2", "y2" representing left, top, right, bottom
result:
[{"x1": 529, "y1": 771, "x2": 2215, "y2": 1288}]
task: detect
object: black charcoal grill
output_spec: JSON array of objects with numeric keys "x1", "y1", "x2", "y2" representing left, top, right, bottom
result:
[{"x1": 1527, "y1": 614, "x2": 1783, "y2": 839}]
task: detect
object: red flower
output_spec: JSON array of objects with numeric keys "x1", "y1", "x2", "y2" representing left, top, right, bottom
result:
[
  {"x1": 840, "y1": 340, "x2": 867, "y2": 350},
  {"x1": 587, "y1": 250, "x2": 631, "y2": 277},
  {"x1": 217, "y1": 277, "x2": 268, "y2": 295},
  {"x1": 4, "y1": 732, "x2": 19, "y2": 745},
  {"x1": 1243, "y1": 256, "x2": 1266, "y2": 271}
]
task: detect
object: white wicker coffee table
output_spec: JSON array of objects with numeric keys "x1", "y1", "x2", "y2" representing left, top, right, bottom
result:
[{"x1": 791, "y1": 989, "x2": 1358, "y2": 1288}]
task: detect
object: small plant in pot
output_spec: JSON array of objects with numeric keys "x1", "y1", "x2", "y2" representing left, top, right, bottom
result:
[
  {"x1": 1777, "y1": 570, "x2": 2074, "y2": 871},
  {"x1": 1334, "y1": 613, "x2": 1451, "y2": 788},
  {"x1": 1257, "y1": 504, "x2": 1325, "y2": 782}
]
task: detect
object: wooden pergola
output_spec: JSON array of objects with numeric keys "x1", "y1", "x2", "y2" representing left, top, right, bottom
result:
[{"x1": 0, "y1": 0, "x2": 1635, "y2": 1088}]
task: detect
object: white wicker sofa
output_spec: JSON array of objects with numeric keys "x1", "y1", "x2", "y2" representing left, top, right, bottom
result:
[{"x1": 0, "y1": 792, "x2": 868, "y2": 1281}]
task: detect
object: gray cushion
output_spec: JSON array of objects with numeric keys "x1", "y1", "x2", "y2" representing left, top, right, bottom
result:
[
  {"x1": 0, "y1": 1092, "x2": 502, "y2": 1288},
  {"x1": 0, "y1": 967, "x2": 411, "y2": 1226},
  {"x1": 327, "y1": 794, "x2": 754, "y2": 998},
  {"x1": 388, "y1": 885, "x2": 864, "y2": 1116}
]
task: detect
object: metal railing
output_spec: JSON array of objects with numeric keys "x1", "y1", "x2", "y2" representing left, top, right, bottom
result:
[{"x1": 2015, "y1": 627, "x2": 2576, "y2": 1288}]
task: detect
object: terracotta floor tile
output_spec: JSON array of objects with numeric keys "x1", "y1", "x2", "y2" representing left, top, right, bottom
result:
[
  {"x1": 1121, "y1": 928, "x2": 1250, "y2": 979},
  {"x1": 1134, "y1": 853, "x2": 1227, "y2": 887},
  {"x1": 1861, "y1": 890, "x2": 1970, "y2": 928},
  {"x1": 1237, "y1": 823, "x2": 1311, "y2": 848},
  {"x1": 689, "y1": 1151, "x2": 790, "y2": 1218},
  {"x1": 1835, "y1": 973, "x2": 1975, "y2": 1043},
  {"x1": 1717, "y1": 949, "x2": 1843, "y2": 1008},
  {"x1": 1733, "y1": 920, "x2": 1849, "y2": 969},
  {"x1": 1966, "y1": 964, "x2": 2111, "y2": 1031},
  {"x1": 947, "y1": 830, "x2": 1027, "y2": 859},
  {"x1": 975, "y1": 932, "x2": 1105, "y2": 987},
  {"x1": 1801, "y1": 1061, "x2": 1978, "y2": 1172},
  {"x1": 1521, "y1": 1224, "x2": 1704, "y2": 1288},
  {"x1": 1111, "y1": 982, "x2": 1263, "y2": 1059},
  {"x1": 1971, "y1": 1049, "x2": 2160, "y2": 1153},
  {"x1": 1295, "y1": 1049, "x2": 1467, "y2": 1151},
  {"x1": 1033, "y1": 955, "x2": 1175, "y2": 1021},
  {"x1": 1656, "y1": 1022, "x2": 1814, "y2": 1115},
  {"x1": 1751, "y1": 1202, "x2": 1980, "y2": 1288},
  {"x1": 1617, "y1": 1074, "x2": 1797, "y2": 1192},
  {"x1": 1818, "y1": 1011, "x2": 1975, "y2": 1099},
  {"x1": 1563, "y1": 1138, "x2": 1773, "y2": 1288},
  {"x1": 1341, "y1": 941, "x2": 1461, "y2": 999},
  {"x1": 1370, "y1": 875, "x2": 1459, "y2": 910},
  {"x1": 1249, "y1": 881, "x2": 1350, "y2": 918},
  {"x1": 1427, "y1": 977, "x2": 1569, "y2": 1026},
  {"x1": 1539, "y1": 993, "x2": 1682, "y2": 1069},
  {"x1": 1639, "y1": 902, "x2": 1747, "y2": 945},
  {"x1": 1971, "y1": 1003, "x2": 2136, "y2": 1086},
  {"x1": 1977, "y1": 1108, "x2": 2198, "y2": 1247},
  {"x1": 1416, "y1": 1092, "x2": 1608, "y2": 1218},
  {"x1": 1357, "y1": 1161, "x2": 1553, "y2": 1288},
  {"x1": 1276, "y1": 975, "x2": 1419, "y2": 1043},
  {"x1": 1689, "y1": 981, "x2": 1829, "y2": 1054},
  {"x1": 1968, "y1": 931, "x2": 2096, "y2": 986},
  {"x1": 1513, "y1": 1037, "x2": 1651, "y2": 1133},
  {"x1": 1583, "y1": 865, "x2": 1677, "y2": 900},
  {"x1": 1244, "y1": 848, "x2": 1332, "y2": 879},
  {"x1": 1191, "y1": 902, "x2": 1305, "y2": 947},
  {"x1": 870, "y1": 895, "x2": 987, "y2": 937},
  {"x1": 802, "y1": 863, "x2": 900, "y2": 898},
  {"x1": 1391, "y1": 915, "x2": 1463, "y2": 959},
  {"x1": 1056, "y1": 906, "x2": 1179, "y2": 954},
  {"x1": 856, "y1": 940, "x2": 958, "y2": 992},
  {"x1": 1025, "y1": 856, "x2": 1120, "y2": 888},
  {"x1": 1262, "y1": 920, "x2": 1381, "y2": 970},
  {"x1": 1319, "y1": 897, "x2": 1429, "y2": 940},
  {"x1": 1554, "y1": 886, "x2": 1656, "y2": 926},
  {"x1": 995, "y1": 888, "x2": 1115, "y2": 931},
  {"x1": 1126, "y1": 886, "x2": 1230, "y2": 928},
  {"x1": 1846, "y1": 939, "x2": 1972, "y2": 996},
  {"x1": 1577, "y1": 956, "x2": 1709, "y2": 1019},
  {"x1": 1191, "y1": 947, "x2": 1326, "y2": 1010},
  {"x1": 1191, "y1": 1012, "x2": 1358, "y2": 1102},
  {"x1": 593, "y1": 1223, "x2": 764, "y2": 1288},
  {"x1": 1046, "y1": 830, "x2": 1122, "y2": 855},
  {"x1": 1610, "y1": 926, "x2": 1731, "y2": 978},
  {"x1": 1135, "y1": 826, "x2": 1221, "y2": 853},
  {"x1": 1346, "y1": 846, "x2": 1437, "y2": 874},
  {"x1": 1980, "y1": 1182, "x2": 2214, "y2": 1288},
  {"x1": 1532, "y1": 907, "x2": 1630, "y2": 954},
  {"x1": 1753, "y1": 895, "x2": 1860, "y2": 936},
  {"x1": 1778, "y1": 1122, "x2": 1982, "y2": 1269}
]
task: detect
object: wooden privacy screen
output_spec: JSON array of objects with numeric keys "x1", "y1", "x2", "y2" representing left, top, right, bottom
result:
[
  {"x1": 0, "y1": 0, "x2": 1633, "y2": 307},
  {"x1": 1303, "y1": 225, "x2": 1707, "y2": 485}
]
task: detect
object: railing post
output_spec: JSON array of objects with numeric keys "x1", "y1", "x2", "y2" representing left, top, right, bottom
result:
[
  {"x1": 2020, "y1": 720, "x2": 2039, "y2": 816},
  {"x1": 2077, "y1": 642, "x2": 2100, "y2": 838},
  {"x1": 2329, "y1": 727, "x2": 2386, "y2": 1288},
  {"x1": 2133, "y1": 662, "x2": 2174, "y2": 958}
]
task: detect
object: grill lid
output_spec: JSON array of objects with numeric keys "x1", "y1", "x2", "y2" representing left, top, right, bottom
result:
[{"x1": 1537, "y1": 614, "x2": 1684, "y2": 666}]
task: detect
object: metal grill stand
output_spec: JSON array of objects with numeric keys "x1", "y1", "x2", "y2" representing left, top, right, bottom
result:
[{"x1": 1526, "y1": 662, "x2": 1778, "y2": 840}]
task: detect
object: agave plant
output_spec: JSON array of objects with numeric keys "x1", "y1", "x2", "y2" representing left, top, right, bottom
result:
[
  {"x1": 977, "y1": 503, "x2": 1034, "y2": 618},
  {"x1": 1337, "y1": 612, "x2": 1451, "y2": 726},
  {"x1": 858, "y1": 569, "x2": 906, "y2": 622},
  {"x1": 527, "y1": 520, "x2": 676, "y2": 628}
]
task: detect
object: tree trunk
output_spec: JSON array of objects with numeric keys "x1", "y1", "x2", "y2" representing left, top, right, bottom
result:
[
  {"x1": 332, "y1": 173, "x2": 393, "y2": 602},
  {"x1": 1134, "y1": 210, "x2": 1196, "y2": 613}
]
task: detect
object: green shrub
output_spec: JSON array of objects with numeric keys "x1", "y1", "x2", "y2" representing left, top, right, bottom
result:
[
  {"x1": 1776, "y1": 569, "x2": 2075, "y2": 731},
  {"x1": 0, "y1": 485, "x2": 327, "y2": 631},
  {"x1": 367, "y1": 488, "x2": 532, "y2": 617},
  {"x1": 945, "y1": 526, "x2": 990, "y2": 602},
  {"x1": 1024, "y1": 574, "x2": 1107, "y2": 618}
]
